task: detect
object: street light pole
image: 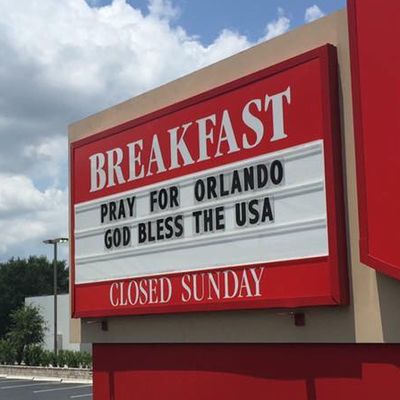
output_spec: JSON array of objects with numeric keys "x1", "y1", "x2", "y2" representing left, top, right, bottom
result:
[
  {"x1": 53, "y1": 241, "x2": 58, "y2": 357},
  {"x1": 43, "y1": 237, "x2": 68, "y2": 357}
]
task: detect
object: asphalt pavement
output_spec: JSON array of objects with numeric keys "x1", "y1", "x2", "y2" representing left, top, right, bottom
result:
[{"x1": 0, "y1": 376, "x2": 92, "y2": 400}]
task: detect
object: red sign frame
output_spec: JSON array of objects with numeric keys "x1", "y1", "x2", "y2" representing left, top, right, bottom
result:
[
  {"x1": 348, "y1": 0, "x2": 400, "y2": 280},
  {"x1": 70, "y1": 44, "x2": 347, "y2": 318}
]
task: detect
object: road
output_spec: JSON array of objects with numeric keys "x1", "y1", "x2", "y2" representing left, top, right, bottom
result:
[{"x1": 0, "y1": 376, "x2": 92, "y2": 400}]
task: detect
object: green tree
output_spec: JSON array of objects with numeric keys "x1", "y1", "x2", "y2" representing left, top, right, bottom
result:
[
  {"x1": 0, "y1": 256, "x2": 68, "y2": 338},
  {"x1": 6, "y1": 304, "x2": 46, "y2": 364}
]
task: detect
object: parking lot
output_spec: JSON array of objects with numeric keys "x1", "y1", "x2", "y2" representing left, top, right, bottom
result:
[{"x1": 0, "y1": 377, "x2": 92, "y2": 400}]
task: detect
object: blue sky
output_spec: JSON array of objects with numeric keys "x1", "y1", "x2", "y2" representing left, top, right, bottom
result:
[
  {"x1": 0, "y1": 0, "x2": 345, "y2": 262},
  {"x1": 90, "y1": 0, "x2": 345, "y2": 43},
  {"x1": 173, "y1": 0, "x2": 345, "y2": 43}
]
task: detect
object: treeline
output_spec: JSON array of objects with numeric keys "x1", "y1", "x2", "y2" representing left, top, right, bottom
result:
[{"x1": 0, "y1": 256, "x2": 69, "y2": 338}]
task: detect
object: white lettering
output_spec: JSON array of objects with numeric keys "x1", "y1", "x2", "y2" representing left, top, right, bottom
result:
[
  {"x1": 207, "y1": 272, "x2": 221, "y2": 300},
  {"x1": 147, "y1": 135, "x2": 166, "y2": 176},
  {"x1": 139, "y1": 280, "x2": 148, "y2": 305},
  {"x1": 127, "y1": 140, "x2": 144, "y2": 181},
  {"x1": 118, "y1": 282, "x2": 128, "y2": 306},
  {"x1": 159, "y1": 277, "x2": 172, "y2": 304},
  {"x1": 192, "y1": 274, "x2": 205, "y2": 301},
  {"x1": 127, "y1": 280, "x2": 139, "y2": 305},
  {"x1": 89, "y1": 153, "x2": 106, "y2": 192},
  {"x1": 87, "y1": 88, "x2": 292, "y2": 192},
  {"x1": 109, "y1": 282, "x2": 119, "y2": 307},
  {"x1": 169, "y1": 122, "x2": 195, "y2": 169},
  {"x1": 238, "y1": 270, "x2": 252, "y2": 298},
  {"x1": 223, "y1": 270, "x2": 239, "y2": 299},
  {"x1": 106, "y1": 148, "x2": 126, "y2": 187},
  {"x1": 242, "y1": 99, "x2": 264, "y2": 149},
  {"x1": 215, "y1": 110, "x2": 240, "y2": 157},
  {"x1": 181, "y1": 274, "x2": 191, "y2": 302},
  {"x1": 265, "y1": 86, "x2": 291, "y2": 142},
  {"x1": 249, "y1": 267, "x2": 264, "y2": 297},
  {"x1": 197, "y1": 114, "x2": 216, "y2": 161}
]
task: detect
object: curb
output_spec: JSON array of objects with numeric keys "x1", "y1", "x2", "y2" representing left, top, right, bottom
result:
[
  {"x1": 60, "y1": 378, "x2": 92, "y2": 384},
  {"x1": 5, "y1": 375, "x2": 34, "y2": 380},
  {"x1": 1, "y1": 375, "x2": 92, "y2": 385},
  {"x1": 0, "y1": 365, "x2": 92, "y2": 384},
  {"x1": 33, "y1": 376, "x2": 62, "y2": 382}
]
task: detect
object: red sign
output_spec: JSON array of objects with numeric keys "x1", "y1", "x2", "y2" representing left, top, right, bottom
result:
[
  {"x1": 70, "y1": 45, "x2": 347, "y2": 318},
  {"x1": 348, "y1": 0, "x2": 400, "y2": 280}
]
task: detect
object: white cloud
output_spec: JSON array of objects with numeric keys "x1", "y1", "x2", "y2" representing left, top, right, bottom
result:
[
  {"x1": 0, "y1": 174, "x2": 61, "y2": 215},
  {"x1": 23, "y1": 136, "x2": 68, "y2": 184},
  {"x1": 0, "y1": 174, "x2": 67, "y2": 256},
  {"x1": 148, "y1": 0, "x2": 180, "y2": 20},
  {"x1": 263, "y1": 8, "x2": 290, "y2": 41},
  {"x1": 304, "y1": 5, "x2": 325, "y2": 23},
  {"x1": 0, "y1": 0, "x2": 291, "y2": 259}
]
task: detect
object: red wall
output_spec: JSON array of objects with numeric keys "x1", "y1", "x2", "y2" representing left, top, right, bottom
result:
[{"x1": 93, "y1": 344, "x2": 400, "y2": 400}]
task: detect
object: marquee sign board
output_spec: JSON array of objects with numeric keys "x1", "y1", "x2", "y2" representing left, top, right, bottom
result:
[{"x1": 70, "y1": 45, "x2": 347, "y2": 318}]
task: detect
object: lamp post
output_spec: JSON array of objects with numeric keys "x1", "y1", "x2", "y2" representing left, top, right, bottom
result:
[{"x1": 43, "y1": 237, "x2": 68, "y2": 357}]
